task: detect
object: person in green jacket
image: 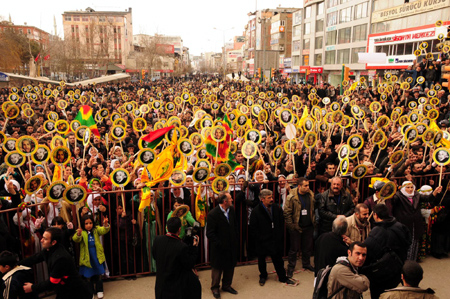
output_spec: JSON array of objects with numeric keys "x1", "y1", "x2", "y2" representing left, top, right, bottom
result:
[
  {"x1": 73, "y1": 214, "x2": 110, "y2": 299},
  {"x1": 167, "y1": 197, "x2": 195, "y2": 240}
]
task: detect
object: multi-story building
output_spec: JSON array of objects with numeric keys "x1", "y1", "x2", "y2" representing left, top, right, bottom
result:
[
  {"x1": 0, "y1": 20, "x2": 51, "y2": 49},
  {"x1": 270, "y1": 9, "x2": 296, "y2": 76},
  {"x1": 62, "y1": 7, "x2": 133, "y2": 67},
  {"x1": 366, "y1": 0, "x2": 450, "y2": 82},
  {"x1": 291, "y1": 9, "x2": 303, "y2": 83}
]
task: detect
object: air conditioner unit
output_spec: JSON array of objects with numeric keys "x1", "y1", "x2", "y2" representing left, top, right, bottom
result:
[{"x1": 279, "y1": 46, "x2": 285, "y2": 51}]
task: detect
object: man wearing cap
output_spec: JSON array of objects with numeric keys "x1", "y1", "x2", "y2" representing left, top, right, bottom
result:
[{"x1": 364, "y1": 180, "x2": 393, "y2": 225}]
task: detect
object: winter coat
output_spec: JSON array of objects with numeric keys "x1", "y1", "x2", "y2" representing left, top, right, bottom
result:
[
  {"x1": 250, "y1": 202, "x2": 284, "y2": 256},
  {"x1": 392, "y1": 191, "x2": 429, "y2": 239},
  {"x1": 72, "y1": 226, "x2": 110, "y2": 268},
  {"x1": 317, "y1": 189, "x2": 354, "y2": 233},
  {"x1": 380, "y1": 286, "x2": 438, "y2": 299},
  {"x1": 284, "y1": 188, "x2": 315, "y2": 233},
  {"x1": 327, "y1": 258, "x2": 370, "y2": 299},
  {"x1": 345, "y1": 214, "x2": 371, "y2": 243}
]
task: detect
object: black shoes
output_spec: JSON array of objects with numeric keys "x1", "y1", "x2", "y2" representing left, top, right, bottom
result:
[
  {"x1": 259, "y1": 277, "x2": 266, "y2": 286},
  {"x1": 222, "y1": 286, "x2": 238, "y2": 294},
  {"x1": 303, "y1": 265, "x2": 315, "y2": 272},
  {"x1": 212, "y1": 289, "x2": 220, "y2": 298}
]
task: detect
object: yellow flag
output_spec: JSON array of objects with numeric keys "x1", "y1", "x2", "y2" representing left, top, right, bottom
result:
[
  {"x1": 53, "y1": 164, "x2": 62, "y2": 182},
  {"x1": 195, "y1": 185, "x2": 207, "y2": 227},
  {"x1": 298, "y1": 106, "x2": 309, "y2": 129}
]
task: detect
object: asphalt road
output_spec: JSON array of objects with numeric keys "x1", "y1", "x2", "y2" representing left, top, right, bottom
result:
[{"x1": 44, "y1": 255, "x2": 449, "y2": 299}]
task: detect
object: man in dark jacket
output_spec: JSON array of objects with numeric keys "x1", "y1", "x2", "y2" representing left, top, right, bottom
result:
[
  {"x1": 364, "y1": 204, "x2": 412, "y2": 299},
  {"x1": 250, "y1": 189, "x2": 297, "y2": 286},
  {"x1": 206, "y1": 191, "x2": 239, "y2": 298},
  {"x1": 317, "y1": 177, "x2": 355, "y2": 234},
  {"x1": 0, "y1": 251, "x2": 37, "y2": 299},
  {"x1": 284, "y1": 177, "x2": 315, "y2": 277},
  {"x1": 152, "y1": 217, "x2": 201, "y2": 299},
  {"x1": 314, "y1": 216, "x2": 349, "y2": 276},
  {"x1": 20, "y1": 228, "x2": 92, "y2": 299}
]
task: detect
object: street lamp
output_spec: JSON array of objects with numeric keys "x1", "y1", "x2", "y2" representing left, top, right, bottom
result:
[{"x1": 213, "y1": 27, "x2": 234, "y2": 81}]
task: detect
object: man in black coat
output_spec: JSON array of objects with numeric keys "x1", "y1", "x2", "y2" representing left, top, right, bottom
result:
[
  {"x1": 250, "y1": 189, "x2": 297, "y2": 286},
  {"x1": 152, "y1": 217, "x2": 201, "y2": 299},
  {"x1": 0, "y1": 251, "x2": 38, "y2": 299},
  {"x1": 363, "y1": 204, "x2": 412, "y2": 299},
  {"x1": 314, "y1": 216, "x2": 349, "y2": 276},
  {"x1": 20, "y1": 228, "x2": 92, "y2": 299},
  {"x1": 206, "y1": 191, "x2": 239, "y2": 299},
  {"x1": 317, "y1": 177, "x2": 355, "y2": 234}
]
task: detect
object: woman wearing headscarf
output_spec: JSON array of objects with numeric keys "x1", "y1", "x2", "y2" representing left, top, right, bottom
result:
[{"x1": 392, "y1": 181, "x2": 441, "y2": 261}]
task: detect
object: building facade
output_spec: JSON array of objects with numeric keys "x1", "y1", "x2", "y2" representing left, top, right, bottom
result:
[
  {"x1": 62, "y1": 7, "x2": 133, "y2": 67},
  {"x1": 367, "y1": 0, "x2": 450, "y2": 81},
  {"x1": 0, "y1": 21, "x2": 50, "y2": 49}
]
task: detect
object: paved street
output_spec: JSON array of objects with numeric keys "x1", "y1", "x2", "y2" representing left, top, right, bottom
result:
[{"x1": 45, "y1": 255, "x2": 449, "y2": 298}]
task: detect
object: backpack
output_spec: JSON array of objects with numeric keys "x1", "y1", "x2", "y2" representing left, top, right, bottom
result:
[{"x1": 312, "y1": 262, "x2": 346, "y2": 299}]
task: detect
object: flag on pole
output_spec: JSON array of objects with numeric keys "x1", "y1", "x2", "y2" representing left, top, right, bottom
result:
[
  {"x1": 142, "y1": 126, "x2": 174, "y2": 149},
  {"x1": 34, "y1": 54, "x2": 40, "y2": 62},
  {"x1": 194, "y1": 185, "x2": 207, "y2": 227},
  {"x1": 44, "y1": 54, "x2": 50, "y2": 61},
  {"x1": 74, "y1": 105, "x2": 100, "y2": 137}
]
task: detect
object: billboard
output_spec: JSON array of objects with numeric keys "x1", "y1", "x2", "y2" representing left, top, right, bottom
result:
[{"x1": 156, "y1": 44, "x2": 175, "y2": 54}]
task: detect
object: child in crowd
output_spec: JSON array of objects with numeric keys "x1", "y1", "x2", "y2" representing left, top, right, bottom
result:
[{"x1": 73, "y1": 214, "x2": 110, "y2": 299}]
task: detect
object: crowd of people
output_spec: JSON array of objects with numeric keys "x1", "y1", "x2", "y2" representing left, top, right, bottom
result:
[{"x1": 0, "y1": 42, "x2": 449, "y2": 298}]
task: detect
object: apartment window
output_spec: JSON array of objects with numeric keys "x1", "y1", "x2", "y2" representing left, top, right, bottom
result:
[
  {"x1": 326, "y1": 30, "x2": 337, "y2": 46},
  {"x1": 316, "y1": 19, "x2": 324, "y2": 32},
  {"x1": 351, "y1": 47, "x2": 366, "y2": 63},
  {"x1": 404, "y1": 42, "x2": 415, "y2": 55},
  {"x1": 303, "y1": 38, "x2": 310, "y2": 50},
  {"x1": 82, "y1": 16, "x2": 89, "y2": 22},
  {"x1": 338, "y1": 27, "x2": 351, "y2": 44},
  {"x1": 354, "y1": 2, "x2": 368, "y2": 20},
  {"x1": 325, "y1": 50, "x2": 336, "y2": 64},
  {"x1": 304, "y1": 22, "x2": 311, "y2": 35},
  {"x1": 315, "y1": 53, "x2": 322, "y2": 65},
  {"x1": 85, "y1": 25, "x2": 89, "y2": 31},
  {"x1": 315, "y1": 36, "x2": 323, "y2": 49},
  {"x1": 328, "y1": 0, "x2": 339, "y2": 6},
  {"x1": 280, "y1": 20, "x2": 286, "y2": 26},
  {"x1": 294, "y1": 11, "x2": 302, "y2": 25},
  {"x1": 302, "y1": 55, "x2": 310, "y2": 66},
  {"x1": 327, "y1": 11, "x2": 338, "y2": 27},
  {"x1": 353, "y1": 24, "x2": 367, "y2": 42},
  {"x1": 18, "y1": 29, "x2": 23, "y2": 34},
  {"x1": 293, "y1": 55, "x2": 300, "y2": 65},
  {"x1": 27, "y1": 29, "x2": 31, "y2": 34},
  {"x1": 64, "y1": 15, "x2": 71, "y2": 21},
  {"x1": 73, "y1": 16, "x2": 80, "y2": 21},
  {"x1": 339, "y1": 7, "x2": 352, "y2": 23},
  {"x1": 341, "y1": 0, "x2": 349, "y2": 3},
  {"x1": 99, "y1": 16, "x2": 106, "y2": 22},
  {"x1": 294, "y1": 26, "x2": 301, "y2": 36},
  {"x1": 337, "y1": 49, "x2": 350, "y2": 64},
  {"x1": 317, "y1": 2, "x2": 324, "y2": 15},
  {"x1": 71, "y1": 25, "x2": 74, "y2": 33},
  {"x1": 293, "y1": 40, "x2": 301, "y2": 51},
  {"x1": 305, "y1": 6, "x2": 311, "y2": 18},
  {"x1": 115, "y1": 17, "x2": 122, "y2": 22}
]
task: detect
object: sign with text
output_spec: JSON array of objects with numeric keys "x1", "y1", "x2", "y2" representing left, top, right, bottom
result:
[{"x1": 372, "y1": 0, "x2": 450, "y2": 23}]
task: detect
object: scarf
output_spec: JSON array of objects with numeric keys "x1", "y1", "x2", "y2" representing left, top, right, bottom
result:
[{"x1": 400, "y1": 181, "x2": 416, "y2": 200}]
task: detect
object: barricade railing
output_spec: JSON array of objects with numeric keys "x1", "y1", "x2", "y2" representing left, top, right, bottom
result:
[{"x1": 0, "y1": 172, "x2": 447, "y2": 284}]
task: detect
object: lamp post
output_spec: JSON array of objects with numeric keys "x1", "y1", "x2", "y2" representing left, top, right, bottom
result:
[{"x1": 214, "y1": 27, "x2": 234, "y2": 81}]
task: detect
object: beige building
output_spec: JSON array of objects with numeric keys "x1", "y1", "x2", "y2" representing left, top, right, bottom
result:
[{"x1": 62, "y1": 7, "x2": 133, "y2": 68}]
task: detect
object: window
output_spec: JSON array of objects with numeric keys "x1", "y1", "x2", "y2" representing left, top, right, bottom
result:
[
  {"x1": 294, "y1": 26, "x2": 301, "y2": 36},
  {"x1": 73, "y1": 16, "x2": 80, "y2": 21},
  {"x1": 352, "y1": 24, "x2": 367, "y2": 42},
  {"x1": 404, "y1": 42, "x2": 414, "y2": 55},
  {"x1": 396, "y1": 43, "x2": 405, "y2": 55},
  {"x1": 317, "y1": 2, "x2": 324, "y2": 15},
  {"x1": 337, "y1": 49, "x2": 350, "y2": 64},
  {"x1": 293, "y1": 40, "x2": 301, "y2": 51},
  {"x1": 302, "y1": 55, "x2": 310, "y2": 66},
  {"x1": 293, "y1": 55, "x2": 300, "y2": 65},
  {"x1": 294, "y1": 11, "x2": 302, "y2": 25},
  {"x1": 327, "y1": 11, "x2": 338, "y2": 27},
  {"x1": 305, "y1": 6, "x2": 311, "y2": 18},
  {"x1": 338, "y1": 27, "x2": 351, "y2": 44},
  {"x1": 341, "y1": 0, "x2": 349, "y2": 3},
  {"x1": 82, "y1": 16, "x2": 89, "y2": 22},
  {"x1": 328, "y1": 0, "x2": 339, "y2": 6},
  {"x1": 303, "y1": 38, "x2": 310, "y2": 50},
  {"x1": 64, "y1": 15, "x2": 72, "y2": 21},
  {"x1": 85, "y1": 25, "x2": 89, "y2": 31},
  {"x1": 315, "y1": 53, "x2": 322, "y2": 65},
  {"x1": 316, "y1": 19, "x2": 324, "y2": 32},
  {"x1": 325, "y1": 50, "x2": 336, "y2": 64},
  {"x1": 71, "y1": 26, "x2": 74, "y2": 33},
  {"x1": 99, "y1": 16, "x2": 106, "y2": 22},
  {"x1": 280, "y1": 20, "x2": 285, "y2": 26},
  {"x1": 326, "y1": 30, "x2": 337, "y2": 45},
  {"x1": 304, "y1": 23, "x2": 311, "y2": 35},
  {"x1": 339, "y1": 7, "x2": 352, "y2": 23},
  {"x1": 27, "y1": 29, "x2": 31, "y2": 34},
  {"x1": 351, "y1": 47, "x2": 366, "y2": 63},
  {"x1": 18, "y1": 29, "x2": 23, "y2": 34},
  {"x1": 354, "y1": 2, "x2": 368, "y2": 20},
  {"x1": 315, "y1": 36, "x2": 323, "y2": 49},
  {"x1": 375, "y1": 45, "x2": 389, "y2": 54}
]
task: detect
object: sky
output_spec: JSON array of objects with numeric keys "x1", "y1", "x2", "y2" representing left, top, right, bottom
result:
[{"x1": 2, "y1": 0, "x2": 302, "y2": 56}]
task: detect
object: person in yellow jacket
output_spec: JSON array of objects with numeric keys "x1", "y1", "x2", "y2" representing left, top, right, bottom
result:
[{"x1": 73, "y1": 214, "x2": 110, "y2": 299}]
